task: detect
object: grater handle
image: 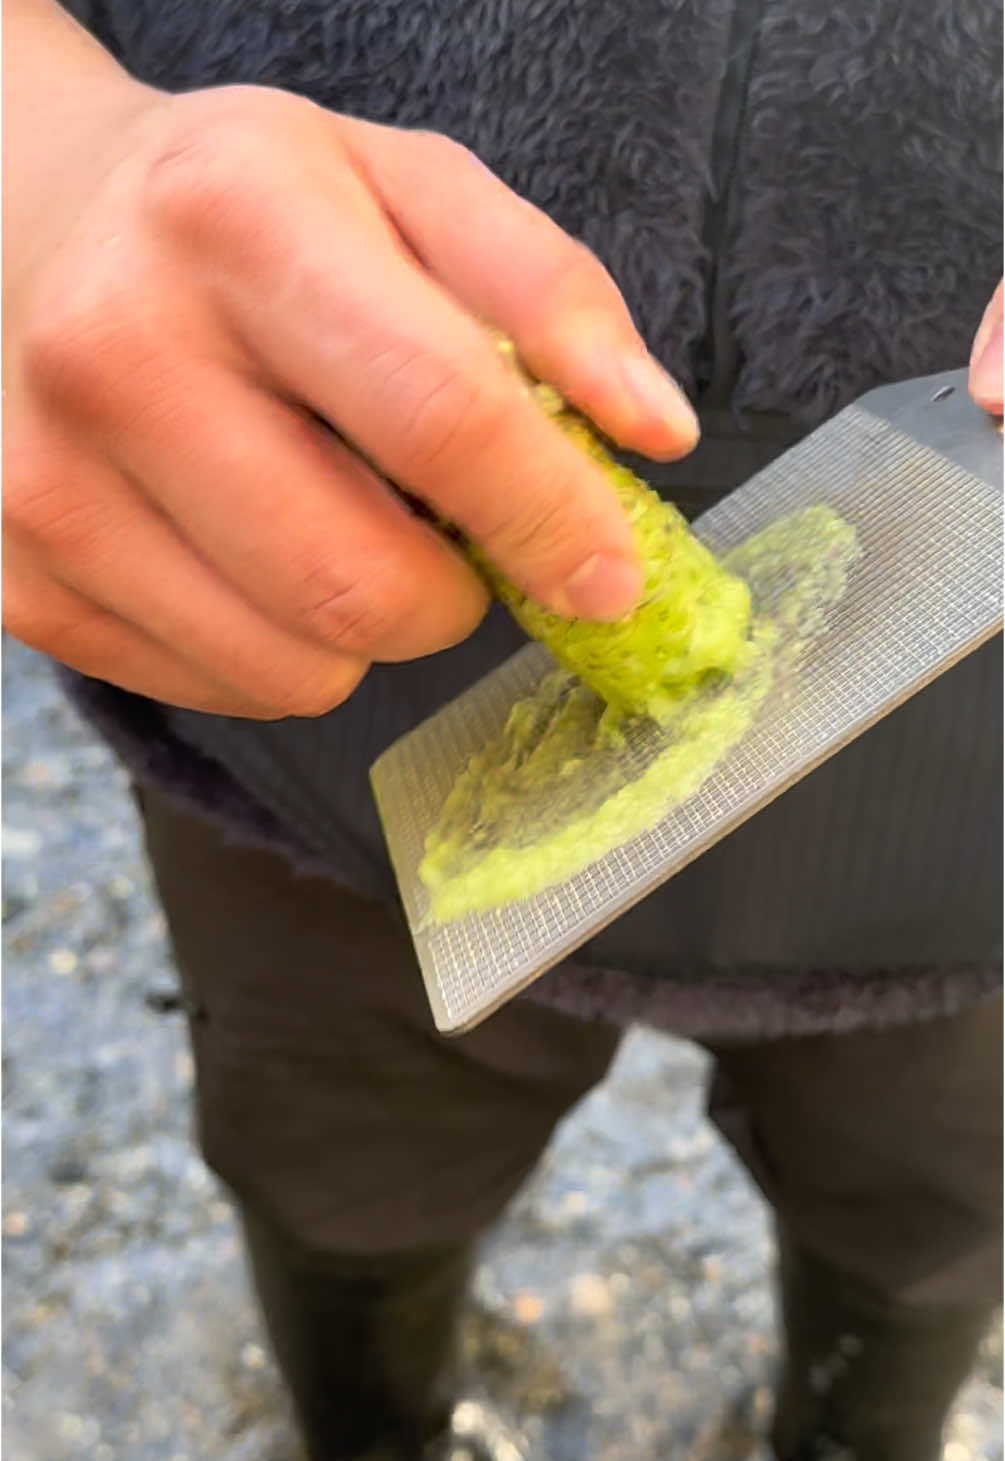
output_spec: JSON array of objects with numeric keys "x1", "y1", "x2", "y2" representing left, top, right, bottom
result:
[{"x1": 857, "y1": 369, "x2": 1003, "y2": 487}]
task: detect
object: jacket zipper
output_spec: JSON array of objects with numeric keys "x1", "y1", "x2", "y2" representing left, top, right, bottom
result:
[{"x1": 694, "y1": 0, "x2": 766, "y2": 411}]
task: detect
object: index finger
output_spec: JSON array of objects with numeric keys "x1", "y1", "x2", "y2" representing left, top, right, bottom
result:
[
  {"x1": 340, "y1": 121, "x2": 701, "y2": 464},
  {"x1": 207, "y1": 152, "x2": 646, "y2": 620}
]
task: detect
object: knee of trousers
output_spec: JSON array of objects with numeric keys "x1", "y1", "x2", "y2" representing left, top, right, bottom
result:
[
  {"x1": 707, "y1": 996, "x2": 1004, "y2": 1314},
  {"x1": 184, "y1": 1002, "x2": 617, "y2": 1259},
  {"x1": 136, "y1": 778, "x2": 619, "y2": 1259}
]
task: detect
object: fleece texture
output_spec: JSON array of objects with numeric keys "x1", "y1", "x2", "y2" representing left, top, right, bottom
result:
[
  {"x1": 71, "y1": 0, "x2": 736, "y2": 396},
  {"x1": 58, "y1": 0, "x2": 1003, "y2": 1039},
  {"x1": 68, "y1": 0, "x2": 1001, "y2": 410},
  {"x1": 725, "y1": 0, "x2": 1004, "y2": 420}
]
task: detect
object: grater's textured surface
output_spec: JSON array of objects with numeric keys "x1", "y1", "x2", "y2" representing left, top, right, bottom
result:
[{"x1": 373, "y1": 397, "x2": 1003, "y2": 1030}]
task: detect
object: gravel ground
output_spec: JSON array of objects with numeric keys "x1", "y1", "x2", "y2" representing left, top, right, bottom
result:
[{"x1": 3, "y1": 635, "x2": 1002, "y2": 1461}]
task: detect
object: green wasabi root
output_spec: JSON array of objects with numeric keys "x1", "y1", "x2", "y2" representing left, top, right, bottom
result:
[{"x1": 470, "y1": 350, "x2": 752, "y2": 722}]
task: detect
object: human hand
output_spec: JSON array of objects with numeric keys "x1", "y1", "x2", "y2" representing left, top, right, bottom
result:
[
  {"x1": 968, "y1": 280, "x2": 1003, "y2": 416},
  {"x1": 4, "y1": 8, "x2": 698, "y2": 718}
]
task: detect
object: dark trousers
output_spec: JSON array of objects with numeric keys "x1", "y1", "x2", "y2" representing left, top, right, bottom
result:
[{"x1": 137, "y1": 784, "x2": 1002, "y2": 1461}]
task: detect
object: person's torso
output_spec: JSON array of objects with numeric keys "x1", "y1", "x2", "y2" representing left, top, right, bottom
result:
[{"x1": 64, "y1": 0, "x2": 1003, "y2": 983}]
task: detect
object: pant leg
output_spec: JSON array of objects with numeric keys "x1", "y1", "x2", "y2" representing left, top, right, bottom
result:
[
  {"x1": 707, "y1": 998, "x2": 1003, "y2": 1461},
  {"x1": 135, "y1": 782, "x2": 619, "y2": 1459}
]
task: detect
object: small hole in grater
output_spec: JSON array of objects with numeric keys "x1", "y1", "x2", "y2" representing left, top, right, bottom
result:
[{"x1": 929, "y1": 384, "x2": 955, "y2": 402}]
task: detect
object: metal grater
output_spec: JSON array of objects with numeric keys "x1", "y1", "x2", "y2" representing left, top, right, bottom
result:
[{"x1": 371, "y1": 370, "x2": 1003, "y2": 1033}]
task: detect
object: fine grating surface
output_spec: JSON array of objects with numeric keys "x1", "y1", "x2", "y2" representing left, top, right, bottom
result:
[{"x1": 372, "y1": 394, "x2": 1003, "y2": 1033}]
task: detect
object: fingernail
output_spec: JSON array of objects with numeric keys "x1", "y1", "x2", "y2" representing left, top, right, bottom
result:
[
  {"x1": 621, "y1": 353, "x2": 700, "y2": 445},
  {"x1": 550, "y1": 552, "x2": 643, "y2": 621}
]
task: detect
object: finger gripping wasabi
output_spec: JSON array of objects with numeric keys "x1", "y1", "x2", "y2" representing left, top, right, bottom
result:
[{"x1": 470, "y1": 379, "x2": 752, "y2": 722}]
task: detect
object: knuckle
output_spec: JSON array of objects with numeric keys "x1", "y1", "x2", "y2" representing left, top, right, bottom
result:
[
  {"x1": 480, "y1": 469, "x2": 577, "y2": 566},
  {"x1": 23, "y1": 282, "x2": 180, "y2": 437},
  {"x1": 6, "y1": 461, "x2": 112, "y2": 561},
  {"x1": 292, "y1": 552, "x2": 406, "y2": 654},
  {"x1": 4, "y1": 450, "x2": 68, "y2": 542},
  {"x1": 20, "y1": 269, "x2": 145, "y2": 420},
  {"x1": 142, "y1": 112, "x2": 266, "y2": 244},
  {"x1": 22, "y1": 298, "x2": 114, "y2": 411},
  {"x1": 20, "y1": 314, "x2": 69, "y2": 401},
  {"x1": 38, "y1": 501, "x2": 110, "y2": 561},
  {"x1": 391, "y1": 353, "x2": 496, "y2": 476}
]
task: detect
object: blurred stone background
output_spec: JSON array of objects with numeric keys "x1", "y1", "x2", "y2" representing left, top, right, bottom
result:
[{"x1": 3, "y1": 636, "x2": 1001, "y2": 1461}]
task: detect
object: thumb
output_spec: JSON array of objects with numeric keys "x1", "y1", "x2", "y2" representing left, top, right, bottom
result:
[{"x1": 969, "y1": 280, "x2": 1003, "y2": 415}]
